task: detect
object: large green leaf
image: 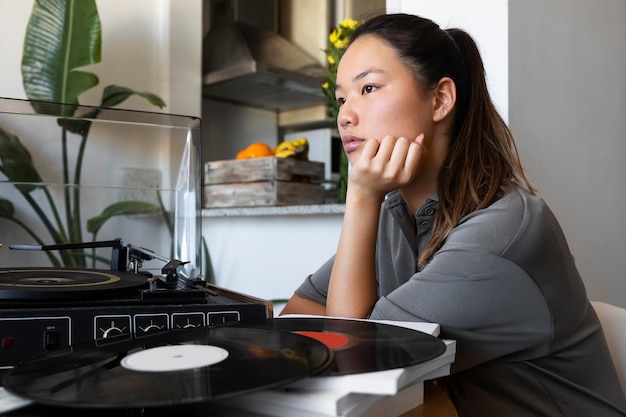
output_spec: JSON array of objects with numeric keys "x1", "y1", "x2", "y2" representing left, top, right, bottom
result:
[
  {"x1": 56, "y1": 85, "x2": 166, "y2": 135},
  {"x1": 101, "y1": 85, "x2": 166, "y2": 109},
  {"x1": 0, "y1": 126, "x2": 43, "y2": 192},
  {"x1": 87, "y1": 201, "x2": 160, "y2": 236},
  {"x1": 21, "y1": 0, "x2": 102, "y2": 115},
  {"x1": 0, "y1": 199, "x2": 16, "y2": 218}
]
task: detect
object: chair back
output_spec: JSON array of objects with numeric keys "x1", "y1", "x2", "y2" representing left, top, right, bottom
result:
[{"x1": 592, "y1": 301, "x2": 626, "y2": 397}]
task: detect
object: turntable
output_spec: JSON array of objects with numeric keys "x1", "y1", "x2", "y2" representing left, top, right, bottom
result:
[{"x1": 0, "y1": 240, "x2": 271, "y2": 370}]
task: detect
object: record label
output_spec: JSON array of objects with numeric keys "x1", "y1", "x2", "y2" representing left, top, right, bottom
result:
[
  {"x1": 293, "y1": 330, "x2": 353, "y2": 350},
  {"x1": 120, "y1": 345, "x2": 229, "y2": 372}
]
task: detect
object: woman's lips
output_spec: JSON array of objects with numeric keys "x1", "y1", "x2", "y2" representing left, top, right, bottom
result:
[{"x1": 341, "y1": 135, "x2": 365, "y2": 153}]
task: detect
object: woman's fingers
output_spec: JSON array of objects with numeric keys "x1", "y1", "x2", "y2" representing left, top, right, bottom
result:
[
  {"x1": 350, "y1": 134, "x2": 427, "y2": 194},
  {"x1": 403, "y1": 134, "x2": 427, "y2": 178}
]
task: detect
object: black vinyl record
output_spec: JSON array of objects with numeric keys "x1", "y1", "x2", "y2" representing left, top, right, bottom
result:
[
  {"x1": 3, "y1": 325, "x2": 333, "y2": 409},
  {"x1": 252, "y1": 317, "x2": 446, "y2": 376},
  {"x1": 0, "y1": 268, "x2": 149, "y2": 300}
]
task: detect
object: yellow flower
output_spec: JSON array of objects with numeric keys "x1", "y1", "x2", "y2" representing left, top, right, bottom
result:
[
  {"x1": 340, "y1": 18, "x2": 359, "y2": 31},
  {"x1": 322, "y1": 18, "x2": 361, "y2": 118},
  {"x1": 333, "y1": 38, "x2": 348, "y2": 49}
]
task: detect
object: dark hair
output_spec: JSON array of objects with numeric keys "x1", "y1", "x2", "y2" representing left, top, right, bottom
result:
[{"x1": 349, "y1": 14, "x2": 534, "y2": 266}]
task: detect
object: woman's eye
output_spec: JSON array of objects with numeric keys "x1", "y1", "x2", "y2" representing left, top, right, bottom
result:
[
  {"x1": 362, "y1": 85, "x2": 377, "y2": 94},
  {"x1": 336, "y1": 97, "x2": 346, "y2": 106}
]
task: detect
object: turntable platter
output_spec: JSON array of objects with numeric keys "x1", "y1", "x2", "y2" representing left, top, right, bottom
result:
[{"x1": 0, "y1": 268, "x2": 149, "y2": 300}]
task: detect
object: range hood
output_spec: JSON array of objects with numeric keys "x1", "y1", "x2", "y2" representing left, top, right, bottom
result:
[{"x1": 202, "y1": 0, "x2": 327, "y2": 111}]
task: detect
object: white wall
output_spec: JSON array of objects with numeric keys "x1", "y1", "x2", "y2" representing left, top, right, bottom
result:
[
  {"x1": 392, "y1": 0, "x2": 626, "y2": 307},
  {"x1": 509, "y1": 0, "x2": 626, "y2": 307},
  {"x1": 387, "y1": 0, "x2": 509, "y2": 120}
]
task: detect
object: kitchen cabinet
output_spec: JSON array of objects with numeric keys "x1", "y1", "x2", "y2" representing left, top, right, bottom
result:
[{"x1": 202, "y1": 207, "x2": 344, "y2": 307}]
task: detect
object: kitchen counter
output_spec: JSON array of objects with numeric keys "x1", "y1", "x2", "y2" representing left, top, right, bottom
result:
[{"x1": 202, "y1": 203, "x2": 345, "y2": 218}]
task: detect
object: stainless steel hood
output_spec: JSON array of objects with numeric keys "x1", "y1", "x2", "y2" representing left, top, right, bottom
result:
[{"x1": 202, "y1": 0, "x2": 327, "y2": 111}]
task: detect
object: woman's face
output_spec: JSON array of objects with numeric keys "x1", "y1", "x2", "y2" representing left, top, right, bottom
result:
[{"x1": 335, "y1": 35, "x2": 435, "y2": 165}]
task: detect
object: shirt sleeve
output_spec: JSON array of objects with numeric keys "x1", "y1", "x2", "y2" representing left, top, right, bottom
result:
[{"x1": 293, "y1": 255, "x2": 334, "y2": 305}]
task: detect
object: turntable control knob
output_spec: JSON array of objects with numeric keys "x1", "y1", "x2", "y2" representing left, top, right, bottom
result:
[
  {"x1": 134, "y1": 315, "x2": 169, "y2": 335},
  {"x1": 139, "y1": 323, "x2": 164, "y2": 333},
  {"x1": 172, "y1": 314, "x2": 205, "y2": 329},
  {"x1": 95, "y1": 316, "x2": 132, "y2": 341},
  {"x1": 102, "y1": 325, "x2": 125, "y2": 338}
]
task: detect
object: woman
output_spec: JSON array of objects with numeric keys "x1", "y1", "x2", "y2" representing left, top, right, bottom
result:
[{"x1": 281, "y1": 13, "x2": 626, "y2": 417}]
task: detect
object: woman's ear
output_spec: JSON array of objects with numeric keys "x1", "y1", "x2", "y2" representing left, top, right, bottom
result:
[{"x1": 433, "y1": 77, "x2": 456, "y2": 122}]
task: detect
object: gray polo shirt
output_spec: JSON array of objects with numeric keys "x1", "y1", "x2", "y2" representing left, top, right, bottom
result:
[{"x1": 294, "y1": 186, "x2": 626, "y2": 416}]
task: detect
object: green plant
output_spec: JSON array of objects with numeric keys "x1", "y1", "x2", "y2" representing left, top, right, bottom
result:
[
  {"x1": 321, "y1": 18, "x2": 360, "y2": 204},
  {"x1": 0, "y1": 0, "x2": 166, "y2": 268}
]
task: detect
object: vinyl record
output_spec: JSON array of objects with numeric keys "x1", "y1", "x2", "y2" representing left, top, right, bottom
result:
[
  {"x1": 3, "y1": 325, "x2": 333, "y2": 409},
  {"x1": 0, "y1": 268, "x2": 149, "y2": 300},
  {"x1": 253, "y1": 317, "x2": 446, "y2": 376}
]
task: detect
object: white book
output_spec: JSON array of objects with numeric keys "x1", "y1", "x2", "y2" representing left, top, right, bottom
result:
[
  {"x1": 234, "y1": 387, "x2": 383, "y2": 416},
  {"x1": 225, "y1": 380, "x2": 425, "y2": 417}
]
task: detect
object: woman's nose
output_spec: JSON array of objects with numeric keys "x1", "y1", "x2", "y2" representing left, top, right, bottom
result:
[{"x1": 337, "y1": 103, "x2": 356, "y2": 128}]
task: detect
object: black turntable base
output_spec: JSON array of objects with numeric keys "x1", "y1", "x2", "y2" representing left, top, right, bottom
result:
[
  {"x1": 3, "y1": 398, "x2": 277, "y2": 417},
  {"x1": 0, "y1": 267, "x2": 271, "y2": 370}
]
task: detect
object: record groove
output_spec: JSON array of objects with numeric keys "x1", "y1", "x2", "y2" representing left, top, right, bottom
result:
[{"x1": 0, "y1": 268, "x2": 149, "y2": 300}]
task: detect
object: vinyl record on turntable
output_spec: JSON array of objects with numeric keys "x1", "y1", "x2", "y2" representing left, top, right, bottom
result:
[
  {"x1": 254, "y1": 317, "x2": 446, "y2": 376},
  {"x1": 3, "y1": 325, "x2": 333, "y2": 409},
  {"x1": 0, "y1": 268, "x2": 149, "y2": 300}
]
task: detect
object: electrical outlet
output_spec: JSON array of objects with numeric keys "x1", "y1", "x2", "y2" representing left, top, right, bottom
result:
[{"x1": 119, "y1": 168, "x2": 162, "y2": 204}]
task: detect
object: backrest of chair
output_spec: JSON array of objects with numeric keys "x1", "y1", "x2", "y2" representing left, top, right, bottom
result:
[{"x1": 591, "y1": 301, "x2": 626, "y2": 397}]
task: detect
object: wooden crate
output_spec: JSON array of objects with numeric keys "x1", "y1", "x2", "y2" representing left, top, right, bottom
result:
[{"x1": 204, "y1": 157, "x2": 325, "y2": 207}]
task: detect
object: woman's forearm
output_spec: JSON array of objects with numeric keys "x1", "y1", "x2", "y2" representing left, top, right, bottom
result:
[{"x1": 326, "y1": 191, "x2": 382, "y2": 318}]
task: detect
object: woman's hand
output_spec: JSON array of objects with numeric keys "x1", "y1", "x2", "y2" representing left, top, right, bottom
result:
[{"x1": 348, "y1": 134, "x2": 426, "y2": 201}]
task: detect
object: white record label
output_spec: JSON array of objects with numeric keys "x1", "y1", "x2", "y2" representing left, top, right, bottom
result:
[{"x1": 121, "y1": 344, "x2": 229, "y2": 372}]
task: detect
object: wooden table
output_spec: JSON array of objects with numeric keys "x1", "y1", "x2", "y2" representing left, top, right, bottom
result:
[{"x1": 401, "y1": 382, "x2": 458, "y2": 417}]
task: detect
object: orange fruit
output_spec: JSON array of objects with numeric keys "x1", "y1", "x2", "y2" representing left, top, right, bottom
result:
[{"x1": 236, "y1": 142, "x2": 273, "y2": 159}]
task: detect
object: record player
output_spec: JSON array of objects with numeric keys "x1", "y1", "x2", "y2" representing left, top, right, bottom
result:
[
  {"x1": 0, "y1": 239, "x2": 271, "y2": 370},
  {"x1": 0, "y1": 97, "x2": 271, "y2": 371}
]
